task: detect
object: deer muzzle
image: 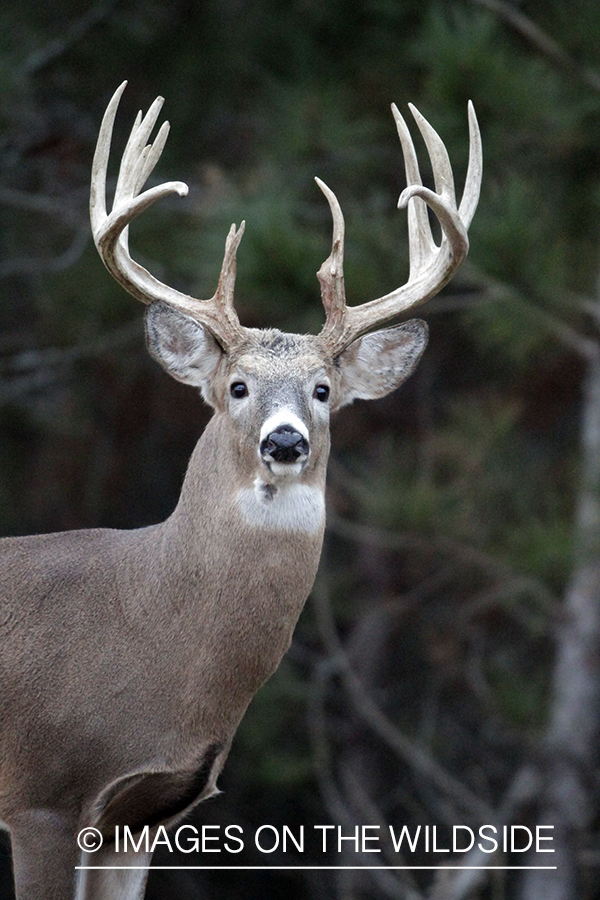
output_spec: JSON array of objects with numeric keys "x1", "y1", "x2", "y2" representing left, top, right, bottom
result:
[{"x1": 260, "y1": 426, "x2": 309, "y2": 464}]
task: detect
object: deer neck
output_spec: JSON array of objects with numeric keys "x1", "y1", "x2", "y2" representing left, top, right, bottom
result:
[
  {"x1": 143, "y1": 412, "x2": 326, "y2": 698},
  {"x1": 158, "y1": 411, "x2": 327, "y2": 604}
]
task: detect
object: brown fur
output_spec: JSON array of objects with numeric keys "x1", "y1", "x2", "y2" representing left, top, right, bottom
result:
[{"x1": 0, "y1": 313, "x2": 427, "y2": 900}]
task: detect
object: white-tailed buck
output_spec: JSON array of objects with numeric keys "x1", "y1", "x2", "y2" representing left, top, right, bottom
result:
[{"x1": 0, "y1": 82, "x2": 481, "y2": 899}]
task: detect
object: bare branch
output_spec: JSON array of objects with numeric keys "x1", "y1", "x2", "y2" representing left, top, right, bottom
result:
[
  {"x1": 310, "y1": 660, "x2": 423, "y2": 900},
  {"x1": 471, "y1": 0, "x2": 600, "y2": 94},
  {"x1": 0, "y1": 230, "x2": 89, "y2": 279},
  {"x1": 311, "y1": 571, "x2": 495, "y2": 822},
  {"x1": 0, "y1": 333, "x2": 37, "y2": 355},
  {"x1": 427, "y1": 767, "x2": 541, "y2": 900},
  {"x1": 420, "y1": 289, "x2": 495, "y2": 315},
  {"x1": 326, "y1": 510, "x2": 561, "y2": 615},
  {"x1": 467, "y1": 269, "x2": 600, "y2": 361},
  {"x1": 0, "y1": 188, "x2": 83, "y2": 226},
  {"x1": 0, "y1": 320, "x2": 141, "y2": 407},
  {"x1": 19, "y1": 0, "x2": 122, "y2": 76},
  {"x1": 0, "y1": 188, "x2": 89, "y2": 278}
]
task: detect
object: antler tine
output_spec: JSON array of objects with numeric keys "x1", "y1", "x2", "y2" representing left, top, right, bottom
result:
[
  {"x1": 135, "y1": 120, "x2": 170, "y2": 195},
  {"x1": 114, "y1": 96, "x2": 165, "y2": 211},
  {"x1": 315, "y1": 177, "x2": 347, "y2": 337},
  {"x1": 214, "y1": 221, "x2": 246, "y2": 317},
  {"x1": 90, "y1": 81, "x2": 127, "y2": 234},
  {"x1": 391, "y1": 103, "x2": 435, "y2": 280},
  {"x1": 459, "y1": 100, "x2": 483, "y2": 229},
  {"x1": 108, "y1": 99, "x2": 169, "y2": 258},
  {"x1": 317, "y1": 102, "x2": 482, "y2": 357},
  {"x1": 408, "y1": 103, "x2": 457, "y2": 203},
  {"x1": 90, "y1": 82, "x2": 247, "y2": 352}
]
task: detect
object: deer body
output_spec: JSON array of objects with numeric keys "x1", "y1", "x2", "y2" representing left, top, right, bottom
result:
[
  {"x1": 0, "y1": 354, "x2": 327, "y2": 898},
  {"x1": 0, "y1": 83, "x2": 481, "y2": 899},
  {"x1": 0, "y1": 438, "x2": 322, "y2": 799},
  {"x1": 0, "y1": 332, "x2": 329, "y2": 813}
]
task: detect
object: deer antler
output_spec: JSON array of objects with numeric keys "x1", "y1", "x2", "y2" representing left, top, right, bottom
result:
[
  {"x1": 90, "y1": 81, "x2": 247, "y2": 352},
  {"x1": 316, "y1": 102, "x2": 482, "y2": 356}
]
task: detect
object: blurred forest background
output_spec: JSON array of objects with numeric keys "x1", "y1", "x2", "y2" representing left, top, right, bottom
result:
[{"x1": 1, "y1": 1, "x2": 600, "y2": 898}]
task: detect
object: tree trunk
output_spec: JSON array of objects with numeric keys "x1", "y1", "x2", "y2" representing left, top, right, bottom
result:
[{"x1": 520, "y1": 350, "x2": 600, "y2": 899}]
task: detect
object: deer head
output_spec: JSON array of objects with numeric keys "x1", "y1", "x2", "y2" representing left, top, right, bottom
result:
[{"x1": 90, "y1": 82, "x2": 481, "y2": 508}]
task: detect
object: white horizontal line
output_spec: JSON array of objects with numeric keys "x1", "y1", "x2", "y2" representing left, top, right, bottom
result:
[{"x1": 75, "y1": 865, "x2": 557, "y2": 871}]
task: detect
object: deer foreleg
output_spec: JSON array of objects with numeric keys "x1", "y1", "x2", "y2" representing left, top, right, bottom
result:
[
  {"x1": 76, "y1": 842, "x2": 152, "y2": 900},
  {"x1": 9, "y1": 808, "x2": 79, "y2": 900}
]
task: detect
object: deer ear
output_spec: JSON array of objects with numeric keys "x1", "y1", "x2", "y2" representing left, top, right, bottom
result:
[
  {"x1": 145, "y1": 302, "x2": 224, "y2": 405},
  {"x1": 335, "y1": 319, "x2": 428, "y2": 410}
]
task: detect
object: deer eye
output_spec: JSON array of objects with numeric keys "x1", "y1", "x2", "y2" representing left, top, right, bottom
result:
[
  {"x1": 314, "y1": 384, "x2": 330, "y2": 402},
  {"x1": 230, "y1": 381, "x2": 248, "y2": 399}
]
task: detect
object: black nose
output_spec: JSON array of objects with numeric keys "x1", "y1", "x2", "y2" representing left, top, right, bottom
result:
[{"x1": 261, "y1": 426, "x2": 309, "y2": 463}]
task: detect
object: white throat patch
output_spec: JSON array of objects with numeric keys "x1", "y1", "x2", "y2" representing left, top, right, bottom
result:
[{"x1": 237, "y1": 480, "x2": 325, "y2": 533}]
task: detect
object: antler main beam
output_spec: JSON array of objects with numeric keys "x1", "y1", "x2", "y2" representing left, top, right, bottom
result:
[
  {"x1": 91, "y1": 84, "x2": 481, "y2": 359},
  {"x1": 90, "y1": 81, "x2": 247, "y2": 351},
  {"x1": 316, "y1": 102, "x2": 482, "y2": 357}
]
